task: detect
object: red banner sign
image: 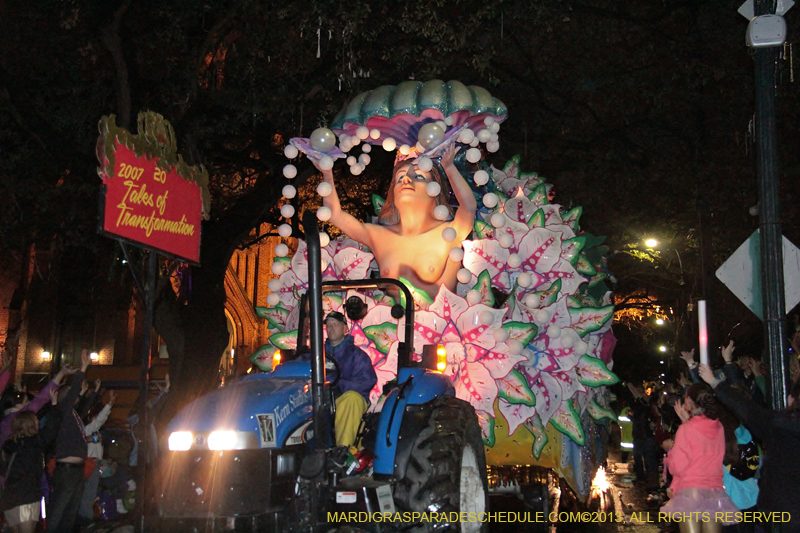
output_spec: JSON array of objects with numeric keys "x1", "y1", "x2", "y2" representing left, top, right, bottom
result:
[{"x1": 100, "y1": 141, "x2": 203, "y2": 263}]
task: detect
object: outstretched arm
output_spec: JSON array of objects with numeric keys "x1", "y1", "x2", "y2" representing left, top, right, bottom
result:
[
  {"x1": 317, "y1": 165, "x2": 373, "y2": 247},
  {"x1": 441, "y1": 145, "x2": 476, "y2": 240}
]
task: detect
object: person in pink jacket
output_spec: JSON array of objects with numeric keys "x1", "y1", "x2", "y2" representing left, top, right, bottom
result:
[{"x1": 661, "y1": 383, "x2": 739, "y2": 533}]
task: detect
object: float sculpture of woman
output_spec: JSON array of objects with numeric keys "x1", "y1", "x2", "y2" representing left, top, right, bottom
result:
[
  {"x1": 315, "y1": 144, "x2": 474, "y2": 299},
  {"x1": 287, "y1": 79, "x2": 508, "y2": 301}
]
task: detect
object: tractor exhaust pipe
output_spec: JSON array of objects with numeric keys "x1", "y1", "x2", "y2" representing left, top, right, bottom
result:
[{"x1": 303, "y1": 209, "x2": 331, "y2": 451}]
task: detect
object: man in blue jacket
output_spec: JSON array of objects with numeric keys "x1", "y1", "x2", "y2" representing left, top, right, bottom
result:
[{"x1": 324, "y1": 311, "x2": 377, "y2": 448}]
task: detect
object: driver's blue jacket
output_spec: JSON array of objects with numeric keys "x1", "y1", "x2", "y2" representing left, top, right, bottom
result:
[{"x1": 326, "y1": 335, "x2": 377, "y2": 402}]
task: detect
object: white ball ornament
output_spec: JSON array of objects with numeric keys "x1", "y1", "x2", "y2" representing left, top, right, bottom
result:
[
  {"x1": 433, "y1": 205, "x2": 450, "y2": 221},
  {"x1": 361, "y1": 144, "x2": 372, "y2": 153},
  {"x1": 508, "y1": 253, "x2": 522, "y2": 268},
  {"x1": 309, "y1": 127, "x2": 336, "y2": 152},
  {"x1": 318, "y1": 155, "x2": 334, "y2": 171},
  {"x1": 498, "y1": 233, "x2": 514, "y2": 249},
  {"x1": 477, "y1": 129, "x2": 492, "y2": 143},
  {"x1": 268, "y1": 279, "x2": 282, "y2": 292},
  {"x1": 382, "y1": 137, "x2": 397, "y2": 151},
  {"x1": 359, "y1": 154, "x2": 371, "y2": 165},
  {"x1": 284, "y1": 145, "x2": 299, "y2": 159},
  {"x1": 490, "y1": 133, "x2": 499, "y2": 143},
  {"x1": 316, "y1": 206, "x2": 332, "y2": 221},
  {"x1": 448, "y1": 247, "x2": 464, "y2": 262},
  {"x1": 493, "y1": 328, "x2": 510, "y2": 343},
  {"x1": 466, "y1": 147, "x2": 482, "y2": 163},
  {"x1": 466, "y1": 290, "x2": 482, "y2": 305},
  {"x1": 280, "y1": 204, "x2": 295, "y2": 218},
  {"x1": 282, "y1": 184, "x2": 297, "y2": 199},
  {"x1": 346, "y1": 156, "x2": 357, "y2": 166},
  {"x1": 486, "y1": 142, "x2": 500, "y2": 153},
  {"x1": 415, "y1": 142, "x2": 425, "y2": 153},
  {"x1": 470, "y1": 138, "x2": 480, "y2": 147},
  {"x1": 484, "y1": 116, "x2": 496, "y2": 127},
  {"x1": 274, "y1": 243, "x2": 289, "y2": 257},
  {"x1": 507, "y1": 339, "x2": 524, "y2": 355},
  {"x1": 319, "y1": 232, "x2": 330, "y2": 248},
  {"x1": 426, "y1": 181, "x2": 441, "y2": 197},
  {"x1": 524, "y1": 293, "x2": 541, "y2": 308},
  {"x1": 457, "y1": 268, "x2": 473, "y2": 284},
  {"x1": 278, "y1": 224, "x2": 292, "y2": 238},
  {"x1": 517, "y1": 272, "x2": 533, "y2": 288},
  {"x1": 317, "y1": 182, "x2": 333, "y2": 197},
  {"x1": 442, "y1": 227, "x2": 457, "y2": 242},
  {"x1": 473, "y1": 169, "x2": 489, "y2": 186},
  {"x1": 418, "y1": 123, "x2": 445, "y2": 149},
  {"x1": 459, "y1": 129, "x2": 475, "y2": 144},
  {"x1": 369, "y1": 128, "x2": 380, "y2": 140},
  {"x1": 444, "y1": 116, "x2": 455, "y2": 126},
  {"x1": 271, "y1": 261, "x2": 286, "y2": 275},
  {"x1": 490, "y1": 213, "x2": 505, "y2": 228},
  {"x1": 416, "y1": 156, "x2": 433, "y2": 172},
  {"x1": 547, "y1": 325, "x2": 562, "y2": 339},
  {"x1": 350, "y1": 136, "x2": 361, "y2": 146},
  {"x1": 489, "y1": 122, "x2": 500, "y2": 133},
  {"x1": 340, "y1": 140, "x2": 353, "y2": 153},
  {"x1": 479, "y1": 310, "x2": 495, "y2": 326},
  {"x1": 482, "y1": 193, "x2": 499, "y2": 208},
  {"x1": 561, "y1": 331, "x2": 575, "y2": 348},
  {"x1": 283, "y1": 164, "x2": 297, "y2": 179},
  {"x1": 356, "y1": 126, "x2": 370, "y2": 140},
  {"x1": 350, "y1": 164, "x2": 364, "y2": 176},
  {"x1": 535, "y1": 309, "x2": 551, "y2": 324},
  {"x1": 399, "y1": 144, "x2": 411, "y2": 156},
  {"x1": 267, "y1": 293, "x2": 281, "y2": 307}
]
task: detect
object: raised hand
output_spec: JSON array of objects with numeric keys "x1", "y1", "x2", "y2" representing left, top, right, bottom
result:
[
  {"x1": 698, "y1": 364, "x2": 718, "y2": 386},
  {"x1": 80, "y1": 349, "x2": 91, "y2": 372},
  {"x1": 54, "y1": 364, "x2": 78, "y2": 384},
  {"x1": 164, "y1": 373, "x2": 170, "y2": 392},
  {"x1": 722, "y1": 340, "x2": 735, "y2": 363},
  {"x1": 49, "y1": 387, "x2": 58, "y2": 406},
  {"x1": 80, "y1": 381, "x2": 89, "y2": 396},
  {"x1": 674, "y1": 399, "x2": 691, "y2": 423},
  {"x1": 680, "y1": 348, "x2": 696, "y2": 366},
  {"x1": 107, "y1": 390, "x2": 116, "y2": 407},
  {"x1": 94, "y1": 379, "x2": 102, "y2": 392},
  {"x1": 440, "y1": 143, "x2": 459, "y2": 169}
]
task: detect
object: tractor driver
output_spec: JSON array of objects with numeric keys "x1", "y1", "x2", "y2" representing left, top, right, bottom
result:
[{"x1": 323, "y1": 311, "x2": 377, "y2": 448}]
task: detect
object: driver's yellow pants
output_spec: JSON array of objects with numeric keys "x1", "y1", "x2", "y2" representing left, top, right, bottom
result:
[{"x1": 335, "y1": 391, "x2": 367, "y2": 447}]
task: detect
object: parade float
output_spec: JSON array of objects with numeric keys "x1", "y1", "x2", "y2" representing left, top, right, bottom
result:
[{"x1": 253, "y1": 79, "x2": 618, "y2": 506}]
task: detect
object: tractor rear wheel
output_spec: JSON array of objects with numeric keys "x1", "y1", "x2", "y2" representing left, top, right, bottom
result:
[{"x1": 393, "y1": 395, "x2": 488, "y2": 533}]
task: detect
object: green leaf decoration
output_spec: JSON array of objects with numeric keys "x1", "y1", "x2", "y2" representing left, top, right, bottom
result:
[
  {"x1": 588, "y1": 272, "x2": 608, "y2": 288},
  {"x1": 523, "y1": 415, "x2": 548, "y2": 460},
  {"x1": 549, "y1": 400, "x2": 585, "y2": 446},
  {"x1": 269, "y1": 330, "x2": 298, "y2": 350},
  {"x1": 568, "y1": 305, "x2": 614, "y2": 337},
  {"x1": 566, "y1": 296, "x2": 583, "y2": 309},
  {"x1": 503, "y1": 154, "x2": 522, "y2": 176},
  {"x1": 497, "y1": 369, "x2": 536, "y2": 406},
  {"x1": 477, "y1": 410, "x2": 496, "y2": 447},
  {"x1": 535, "y1": 279, "x2": 562, "y2": 307},
  {"x1": 255, "y1": 306, "x2": 289, "y2": 331},
  {"x1": 398, "y1": 277, "x2": 434, "y2": 308},
  {"x1": 250, "y1": 344, "x2": 277, "y2": 372},
  {"x1": 528, "y1": 184, "x2": 549, "y2": 206},
  {"x1": 496, "y1": 188, "x2": 509, "y2": 204},
  {"x1": 474, "y1": 219, "x2": 494, "y2": 239},
  {"x1": 561, "y1": 236, "x2": 586, "y2": 265},
  {"x1": 363, "y1": 322, "x2": 398, "y2": 355},
  {"x1": 587, "y1": 399, "x2": 618, "y2": 423},
  {"x1": 563, "y1": 207, "x2": 582, "y2": 232},
  {"x1": 501, "y1": 321, "x2": 538, "y2": 347},
  {"x1": 372, "y1": 194, "x2": 385, "y2": 216},
  {"x1": 527, "y1": 208, "x2": 546, "y2": 229},
  {"x1": 472, "y1": 270, "x2": 495, "y2": 306},
  {"x1": 575, "y1": 254, "x2": 597, "y2": 276},
  {"x1": 576, "y1": 354, "x2": 620, "y2": 387}
]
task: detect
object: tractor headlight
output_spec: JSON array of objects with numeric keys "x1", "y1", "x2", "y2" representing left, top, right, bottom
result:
[
  {"x1": 168, "y1": 431, "x2": 193, "y2": 451},
  {"x1": 436, "y1": 345, "x2": 447, "y2": 372},
  {"x1": 208, "y1": 430, "x2": 238, "y2": 450}
]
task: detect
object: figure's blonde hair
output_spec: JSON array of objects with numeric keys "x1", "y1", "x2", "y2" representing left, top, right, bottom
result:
[{"x1": 378, "y1": 162, "x2": 455, "y2": 226}]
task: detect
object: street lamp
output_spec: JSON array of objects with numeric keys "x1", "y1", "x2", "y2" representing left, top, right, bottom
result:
[
  {"x1": 659, "y1": 345, "x2": 668, "y2": 353},
  {"x1": 645, "y1": 238, "x2": 658, "y2": 248},
  {"x1": 656, "y1": 318, "x2": 665, "y2": 325},
  {"x1": 41, "y1": 351, "x2": 51, "y2": 361}
]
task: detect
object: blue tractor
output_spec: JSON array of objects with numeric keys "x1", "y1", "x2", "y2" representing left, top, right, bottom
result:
[{"x1": 158, "y1": 211, "x2": 489, "y2": 532}]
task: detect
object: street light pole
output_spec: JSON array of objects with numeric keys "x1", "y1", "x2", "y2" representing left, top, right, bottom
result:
[{"x1": 753, "y1": 0, "x2": 790, "y2": 410}]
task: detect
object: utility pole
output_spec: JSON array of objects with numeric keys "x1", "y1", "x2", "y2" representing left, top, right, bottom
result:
[{"x1": 752, "y1": 0, "x2": 791, "y2": 410}]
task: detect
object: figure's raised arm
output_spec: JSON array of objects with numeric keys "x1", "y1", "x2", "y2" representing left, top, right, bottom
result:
[
  {"x1": 440, "y1": 145, "x2": 476, "y2": 239},
  {"x1": 316, "y1": 164, "x2": 374, "y2": 248}
]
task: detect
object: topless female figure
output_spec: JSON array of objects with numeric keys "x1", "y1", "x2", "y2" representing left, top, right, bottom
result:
[{"x1": 316, "y1": 144, "x2": 476, "y2": 299}]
